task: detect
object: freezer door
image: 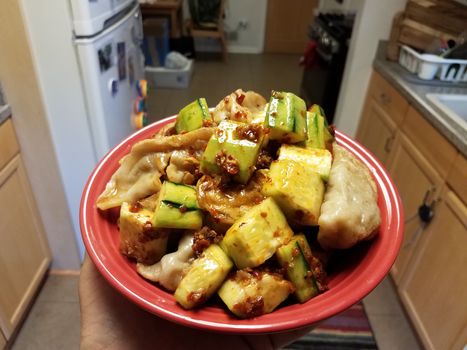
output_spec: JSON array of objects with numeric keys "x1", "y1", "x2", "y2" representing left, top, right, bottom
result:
[
  {"x1": 75, "y1": 4, "x2": 144, "y2": 159},
  {"x1": 70, "y1": 0, "x2": 136, "y2": 36}
]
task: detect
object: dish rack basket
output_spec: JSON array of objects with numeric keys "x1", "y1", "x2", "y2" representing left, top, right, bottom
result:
[{"x1": 398, "y1": 45, "x2": 467, "y2": 82}]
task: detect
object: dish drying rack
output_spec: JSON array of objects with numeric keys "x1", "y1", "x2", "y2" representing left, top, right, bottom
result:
[{"x1": 398, "y1": 45, "x2": 467, "y2": 82}]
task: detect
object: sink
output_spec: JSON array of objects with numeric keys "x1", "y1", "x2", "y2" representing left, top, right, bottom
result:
[{"x1": 426, "y1": 93, "x2": 467, "y2": 129}]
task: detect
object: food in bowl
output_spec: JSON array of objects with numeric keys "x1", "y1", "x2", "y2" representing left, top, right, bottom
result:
[{"x1": 95, "y1": 89, "x2": 381, "y2": 319}]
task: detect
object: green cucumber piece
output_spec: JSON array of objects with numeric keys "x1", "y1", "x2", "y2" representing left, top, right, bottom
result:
[
  {"x1": 159, "y1": 181, "x2": 199, "y2": 209},
  {"x1": 175, "y1": 244, "x2": 233, "y2": 309},
  {"x1": 175, "y1": 98, "x2": 211, "y2": 134},
  {"x1": 277, "y1": 144, "x2": 332, "y2": 182},
  {"x1": 201, "y1": 120, "x2": 265, "y2": 184},
  {"x1": 152, "y1": 202, "x2": 203, "y2": 230},
  {"x1": 265, "y1": 91, "x2": 307, "y2": 143},
  {"x1": 305, "y1": 104, "x2": 334, "y2": 150},
  {"x1": 220, "y1": 197, "x2": 293, "y2": 269},
  {"x1": 276, "y1": 234, "x2": 319, "y2": 303},
  {"x1": 218, "y1": 269, "x2": 293, "y2": 318}
]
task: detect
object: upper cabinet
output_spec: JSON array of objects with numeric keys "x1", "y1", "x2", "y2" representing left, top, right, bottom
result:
[{"x1": 356, "y1": 70, "x2": 467, "y2": 350}]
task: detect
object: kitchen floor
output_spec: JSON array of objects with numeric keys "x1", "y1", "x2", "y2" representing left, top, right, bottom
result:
[
  {"x1": 11, "y1": 53, "x2": 422, "y2": 350},
  {"x1": 145, "y1": 53, "x2": 305, "y2": 123}
]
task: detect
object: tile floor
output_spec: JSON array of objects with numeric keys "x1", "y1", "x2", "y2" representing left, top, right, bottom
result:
[
  {"x1": 10, "y1": 53, "x2": 422, "y2": 350},
  {"x1": 145, "y1": 53, "x2": 304, "y2": 124}
]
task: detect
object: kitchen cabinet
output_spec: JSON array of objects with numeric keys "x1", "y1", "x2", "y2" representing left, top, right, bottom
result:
[
  {"x1": 399, "y1": 188, "x2": 467, "y2": 350},
  {"x1": 356, "y1": 71, "x2": 466, "y2": 350},
  {"x1": 385, "y1": 132, "x2": 444, "y2": 284},
  {"x1": 0, "y1": 119, "x2": 51, "y2": 341},
  {"x1": 446, "y1": 152, "x2": 467, "y2": 202},
  {"x1": 356, "y1": 72, "x2": 408, "y2": 166},
  {"x1": 0, "y1": 331, "x2": 5, "y2": 350}
]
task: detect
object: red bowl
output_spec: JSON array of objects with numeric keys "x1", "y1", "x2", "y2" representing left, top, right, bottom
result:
[{"x1": 80, "y1": 116, "x2": 404, "y2": 334}]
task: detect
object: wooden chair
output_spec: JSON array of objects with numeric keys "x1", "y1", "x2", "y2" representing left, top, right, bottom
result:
[{"x1": 185, "y1": 0, "x2": 227, "y2": 61}]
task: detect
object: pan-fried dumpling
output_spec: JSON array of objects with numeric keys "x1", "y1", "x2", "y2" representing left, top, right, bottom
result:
[
  {"x1": 318, "y1": 144, "x2": 380, "y2": 249},
  {"x1": 96, "y1": 127, "x2": 214, "y2": 210},
  {"x1": 136, "y1": 233, "x2": 195, "y2": 291},
  {"x1": 212, "y1": 89, "x2": 267, "y2": 124}
]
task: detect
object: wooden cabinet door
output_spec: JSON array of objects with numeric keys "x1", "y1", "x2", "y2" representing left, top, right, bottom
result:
[
  {"x1": 0, "y1": 330, "x2": 6, "y2": 350},
  {"x1": 0, "y1": 154, "x2": 51, "y2": 338},
  {"x1": 264, "y1": 0, "x2": 318, "y2": 53},
  {"x1": 356, "y1": 97, "x2": 397, "y2": 166},
  {"x1": 399, "y1": 190, "x2": 467, "y2": 350},
  {"x1": 386, "y1": 133, "x2": 444, "y2": 285}
]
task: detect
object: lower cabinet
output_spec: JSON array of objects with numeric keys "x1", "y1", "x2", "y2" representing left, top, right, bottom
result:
[
  {"x1": 386, "y1": 133, "x2": 444, "y2": 285},
  {"x1": 398, "y1": 189, "x2": 467, "y2": 350},
  {"x1": 0, "y1": 120, "x2": 51, "y2": 342},
  {"x1": 357, "y1": 71, "x2": 467, "y2": 350},
  {"x1": 0, "y1": 331, "x2": 5, "y2": 350}
]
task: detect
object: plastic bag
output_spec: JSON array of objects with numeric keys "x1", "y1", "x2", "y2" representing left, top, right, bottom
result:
[{"x1": 165, "y1": 51, "x2": 190, "y2": 69}]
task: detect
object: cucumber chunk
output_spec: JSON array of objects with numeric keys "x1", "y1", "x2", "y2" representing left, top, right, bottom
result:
[
  {"x1": 201, "y1": 120, "x2": 265, "y2": 184},
  {"x1": 265, "y1": 91, "x2": 307, "y2": 143},
  {"x1": 305, "y1": 104, "x2": 334, "y2": 150},
  {"x1": 276, "y1": 234, "x2": 319, "y2": 303},
  {"x1": 277, "y1": 144, "x2": 332, "y2": 181},
  {"x1": 262, "y1": 159, "x2": 325, "y2": 226},
  {"x1": 175, "y1": 98, "x2": 212, "y2": 134},
  {"x1": 220, "y1": 197, "x2": 293, "y2": 269},
  {"x1": 152, "y1": 181, "x2": 203, "y2": 229},
  {"x1": 159, "y1": 181, "x2": 199, "y2": 209},
  {"x1": 218, "y1": 269, "x2": 294, "y2": 318},
  {"x1": 175, "y1": 244, "x2": 233, "y2": 309},
  {"x1": 152, "y1": 202, "x2": 203, "y2": 230}
]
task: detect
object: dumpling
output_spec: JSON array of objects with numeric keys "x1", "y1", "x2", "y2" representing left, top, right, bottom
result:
[
  {"x1": 196, "y1": 172, "x2": 266, "y2": 226},
  {"x1": 136, "y1": 233, "x2": 195, "y2": 291},
  {"x1": 318, "y1": 144, "x2": 381, "y2": 249},
  {"x1": 212, "y1": 89, "x2": 267, "y2": 124},
  {"x1": 96, "y1": 127, "x2": 214, "y2": 210},
  {"x1": 165, "y1": 149, "x2": 203, "y2": 185}
]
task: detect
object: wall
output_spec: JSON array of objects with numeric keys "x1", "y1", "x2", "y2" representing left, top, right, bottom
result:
[
  {"x1": 0, "y1": 0, "x2": 81, "y2": 269},
  {"x1": 318, "y1": 0, "x2": 361, "y2": 12},
  {"x1": 224, "y1": 0, "x2": 267, "y2": 53},
  {"x1": 185, "y1": 0, "x2": 268, "y2": 54},
  {"x1": 332, "y1": 0, "x2": 407, "y2": 136},
  {"x1": 20, "y1": 0, "x2": 97, "y2": 261}
]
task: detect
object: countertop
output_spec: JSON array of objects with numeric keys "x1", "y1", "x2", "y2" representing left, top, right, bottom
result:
[{"x1": 373, "y1": 42, "x2": 467, "y2": 157}]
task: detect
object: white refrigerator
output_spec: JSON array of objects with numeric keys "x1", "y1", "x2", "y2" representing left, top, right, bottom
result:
[
  {"x1": 20, "y1": 0, "x2": 145, "y2": 264},
  {"x1": 72, "y1": 0, "x2": 145, "y2": 158}
]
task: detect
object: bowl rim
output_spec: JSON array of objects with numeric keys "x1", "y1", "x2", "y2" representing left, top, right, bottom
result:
[{"x1": 80, "y1": 115, "x2": 404, "y2": 334}]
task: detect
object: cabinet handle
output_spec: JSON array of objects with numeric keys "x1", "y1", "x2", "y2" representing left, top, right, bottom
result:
[
  {"x1": 384, "y1": 135, "x2": 395, "y2": 153},
  {"x1": 403, "y1": 188, "x2": 438, "y2": 249}
]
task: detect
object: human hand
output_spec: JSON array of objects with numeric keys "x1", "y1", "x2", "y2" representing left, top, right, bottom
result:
[{"x1": 79, "y1": 255, "x2": 311, "y2": 350}]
